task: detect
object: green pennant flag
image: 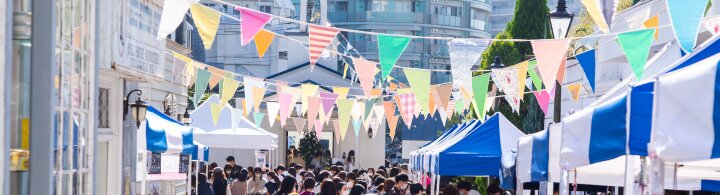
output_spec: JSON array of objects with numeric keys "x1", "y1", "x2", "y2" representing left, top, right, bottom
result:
[
  {"x1": 527, "y1": 60, "x2": 543, "y2": 91},
  {"x1": 617, "y1": 28, "x2": 656, "y2": 79},
  {"x1": 253, "y1": 112, "x2": 265, "y2": 127},
  {"x1": 378, "y1": 35, "x2": 412, "y2": 80},
  {"x1": 404, "y1": 68, "x2": 432, "y2": 114},
  {"x1": 336, "y1": 99, "x2": 355, "y2": 140},
  {"x1": 364, "y1": 98, "x2": 377, "y2": 120},
  {"x1": 454, "y1": 98, "x2": 465, "y2": 114},
  {"x1": 193, "y1": 68, "x2": 212, "y2": 108},
  {"x1": 472, "y1": 74, "x2": 490, "y2": 120}
]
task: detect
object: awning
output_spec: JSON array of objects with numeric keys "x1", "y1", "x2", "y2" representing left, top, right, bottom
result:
[
  {"x1": 190, "y1": 95, "x2": 278, "y2": 149},
  {"x1": 140, "y1": 106, "x2": 194, "y2": 154}
]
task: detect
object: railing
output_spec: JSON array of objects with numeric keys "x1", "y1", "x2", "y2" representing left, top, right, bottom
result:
[{"x1": 365, "y1": 11, "x2": 419, "y2": 23}]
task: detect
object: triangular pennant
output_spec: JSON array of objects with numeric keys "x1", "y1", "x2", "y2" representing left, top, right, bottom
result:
[
  {"x1": 531, "y1": 39, "x2": 571, "y2": 92},
  {"x1": 236, "y1": 6, "x2": 272, "y2": 46},
  {"x1": 352, "y1": 119, "x2": 362, "y2": 136},
  {"x1": 333, "y1": 87, "x2": 350, "y2": 99},
  {"x1": 567, "y1": 83, "x2": 582, "y2": 102},
  {"x1": 207, "y1": 66, "x2": 225, "y2": 90},
  {"x1": 527, "y1": 61, "x2": 543, "y2": 90},
  {"x1": 446, "y1": 100, "x2": 456, "y2": 117},
  {"x1": 383, "y1": 101, "x2": 396, "y2": 121},
  {"x1": 534, "y1": 90, "x2": 551, "y2": 115},
  {"x1": 576, "y1": 49, "x2": 597, "y2": 92},
  {"x1": 389, "y1": 83, "x2": 398, "y2": 93},
  {"x1": 253, "y1": 112, "x2": 266, "y2": 127},
  {"x1": 438, "y1": 105, "x2": 448, "y2": 125},
  {"x1": 275, "y1": 81, "x2": 288, "y2": 92},
  {"x1": 388, "y1": 116, "x2": 400, "y2": 140},
  {"x1": 278, "y1": 92, "x2": 296, "y2": 127},
  {"x1": 319, "y1": 92, "x2": 338, "y2": 117},
  {"x1": 307, "y1": 97, "x2": 321, "y2": 130},
  {"x1": 433, "y1": 84, "x2": 452, "y2": 111},
  {"x1": 370, "y1": 89, "x2": 383, "y2": 98},
  {"x1": 378, "y1": 35, "x2": 412, "y2": 80},
  {"x1": 210, "y1": 103, "x2": 224, "y2": 125},
  {"x1": 336, "y1": 99, "x2": 355, "y2": 141},
  {"x1": 361, "y1": 99, "x2": 375, "y2": 120},
  {"x1": 369, "y1": 117, "x2": 382, "y2": 138},
  {"x1": 240, "y1": 98, "x2": 248, "y2": 117},
  {"x1": 471, "y1": 74, "x2": 490, "y2": 120},
  {"x1": 403, "y1": 68, "x2": 432, "y2": 114},
  {"x1": 643, "y1": 15, "x2": 660, "y2": 40},
  {"x1": 231, "y1": 108, "x2": 242, "y2": 130},
  {"x1": 251, "y1": 86, "x2": 267, "y2": 112},
  {"x1": 192, "y1": 69, "x2": 211, "y2": 108},
  {"x1": 352, "y1": 100, "x2": 363, "y2": 121},
  {"x1": 490, "y1": 68, "x2": 521, "y2": 113},
  {"x1": 579, "y1": 0, "x2": 616, "y2": 33},
  {"x1": 429, "y1": 89, "x2": 438, "y2": 115},
  {"x1": 254, "y1": 29, "x2": 276, "y2": 58},
  {"x1": 301, "y1": 84, "x2": 319, "y2": 115},
  {"x1": 316, "y1": 119, "x2": 325, "y2": 136},
  {"x1": 190, "y1": 4, "x2": 221, "y2": 49},
  {"x1": 557, "y1": 57, "x2": 567, "y2": 83},
  {"x1": 395, "y1": 93, "x2": 416, "y2": 127},
  {"x1": 342, "y1": 63, "x2": 349, "y2": 79},
  {"x1": 617, "y1": 28, "x2": 656, "y2": 79},
  {"x1": 220, "y1": 77, "x2": 241, "y2": 106},
  {"x1": 292, "y1": 118, "x2": 307, "y2": 132},
  {"x1": 295, "y1": 104, "x2": 303, "y2": 118},
  {"x1": 666, "y1": 0, "x2": 707, "y2": 52},
  {"x1": 449, "y1": 39, "x2": 491, "y2": 95},
  {"x1": 308, "y1": 25, "x2": 340, "y2": 67},
  {"x1": 266, "y1": 102, "x2": 280, "y2": 127},
  {"x1": 353, "y1": 57, "x2": 378, "y2": 96},
  {"x1": 517, "y1": 61, "x2": 529, "y2": 101},
  {"x1": 157, "y1": 0, "x2": 198, "y2": 39}
]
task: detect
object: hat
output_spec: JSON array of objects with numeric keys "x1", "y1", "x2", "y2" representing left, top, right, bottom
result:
[{"x1": 213, "y1": 167, "x2": 223, "y2": 173}]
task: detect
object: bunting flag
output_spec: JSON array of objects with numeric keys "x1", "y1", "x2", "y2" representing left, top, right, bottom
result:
[
  {"x1": 352, "y1": 100, "x2": 363, "y2": 121},
  {"x1": 219, "y1": 77, "x2": 240, "y2": 110},
  {"x1": 190, "y1": 4, "x2": 221, "y2": 49},
  {"x1": 617, "y1": 28, "x2": 656, "y2": 79},
  {"x1": 319, "y1": 92, "x2": 338, "y2": 116},
  {"x1": 369, "y1": 117, "x2": 382, "y2": 138},
  {"x1": 454, "y1": 98, "x2": 465, "y2": 114},
  {"x1": 309, "y1": 25, "x2": 341, "y2": 67},
  {"x1": 292, "y1": 118, "x2": 307, "y2": 133},
  {"x1": 370, "y1": 89, "x2": 383, "y2": 98},
  {"x1": 472, "y1": 74, "x2": 491, "y2": 119},
  {"x1": 491, "y1": 68, "x2": 521, "y2": 113},
  {"x1": 643, "y1": 15, "x2": 660, "y2": 40},
  {"x1": 378, "y1": 35, "x2": 412, "y2": 80},
  {"x1": 517, "y1": 61, "x2": 529, "y2": 101},
  {"x1": 210, "y1": 103, "x2": 223, "y2": 124},
  {"x1": 388, "y1": 116, "x2": 400, "y2": 140},
  {"x1": 576, "y1": 49, "x2": 597, "y2": 92},
  {"x1": 236, "y1": 6, "x2": 272, "y2": 46},
  {"x1": 157, "y1": 0, "x2": 198, "y2": 39},
  {"x1": 579, "y1": 0, "x2": 617, "y2": 33},
  {"x1": 434, "y1": 84, "x2": 452, "y2": 111},
  {"x1": 278, "y1": 92, "x2": 297, "y2": 127},
  {"x1": 446, "y1": 100, "x2": 456, "y2": 117},
  {"x1": 404, "y1": 68, "x2": 432, "y2": 114},
  {"x1": 534, "y1": 90, "x2": 551, "y2": 115},
  {"x1": 333, "y1": 120, "x2": 341, "y2": 144},
  {"x1": 667, "y1": 0, "x2": 707, "y2": 52},
  {"x1": 243, "y1": 77, "x2": 262, "y2": 113},
  {"x1": 353, "y1": 57, "x2": 378, "y2": 96},
  {"x1": 531, "y1": 39, "x2": 571, "y2": 91},
  {"x1": 316, "y1": 119, "x2": 325, "y2": 137},
  {"x1": 383, "y1": 101, "x2": 396, "y2": 122},
  {"x1": 396, "y1": 93, "x2": 416, "y2": 127},
  {"x1": 207, "y1": 66, "x2": 225, "y2": 90},
  {"x1": 266, "y1": 102, "x2": 280, "y2": 127},
  {"x1": 253, "y1": 112, "x2": 265, "y2": 127},
  {"x1": 240, "y1": 98, "x2": 248, "y2": 117},
  {"x1": 342, "y1": 63, "x2": 349, "y2": 78},
  {"x1": 275, "y1": 80, "x2": 288, "y2": 92},
  {"x1": 557, "y1": 57, "x2": 567, "y2": 83},
  {"x1": 336, "y1": 99, "x2": 355, "y2": 140},
  {"x1": 333, "y1": 87, "x2": 350, "y2": 99},
  {"x1": 352, "y1": 119, "x2": 363, "y2": 136},
  {"x1": 254, "y1": 29, "x2": 275, "y2": 58},
  {"x1": 429, "y1": 89, "x2": 438, "y2": 116},
  {"x1": 306, "y1": 97, "x2": 321, "y2": 131},
  {"x1": 173, "y1": 52, "x2": 194, "y2": 86},
  {"x1": 363, "y1": 98, "x2": 376, "y2": 120},
  {"x1": 295, "y1": 104, "x2": 303, "y2": 118},
  {"x1": 192, "y1": 69, "x2": 211, "y2": 108},
  {"x1": 389, "y1": 83, "x2": 398, "y2": 93},
  {"x1": 567, "y1": 83, "x2": 582, "y2": 102},
  {"x1": 527, "y1": 61, "x2": 543, "y2": 90},
  {"x1": 231, "y1": 108, "x2": 242, "y2": 130},
  {"x1": 301, "y1": 84, "x2": 319, "y2": 115},
  {"x1": 371, "y1": 105, "x2": 385, "y2": 132},
  {"x1": 252, "y1": 86, "x2": 268, "y2": 113},
  {"x1": 449, "y1": 39, "x2": 491, "y2": 95}
]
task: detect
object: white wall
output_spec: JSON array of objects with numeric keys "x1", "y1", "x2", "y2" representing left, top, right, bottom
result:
[{"x1": 401, "y1": 140, "x2": 430, "y2": 159}]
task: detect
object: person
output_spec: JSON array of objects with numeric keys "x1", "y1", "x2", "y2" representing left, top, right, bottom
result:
[
  {"x1": 248, "y1": 168, "x2": 268, "y2": 194},
  {"x1": 196, "y1": 173, "x2": 216, "y2": 195},
  {"x1": 382, "y1": 179, "x2": 396, "y2": 195},
  {"x1": 265, "y1": 172, "x2": 282, "y2": 195},
  {"x1": 310, "y1": 152, "x2": 323, "y2": 169},
  {"x1": 443, "y1": 184, "x2": 460, "y2": 195},
  {"x1": 399, "y1": 164, "x2": 409, "y2": 175},
  {"x1": 486, "y1": 184, "x2": 503, "y2": 195},
  {"x1": 288, "y1": 168, "x2": 298, "y2": 183},
  {"x1": 456, "y1": 181, "x2": 480, "y2": 195},
  {"x1": 336, "y1": 171, "x2": 347, "y2": 181},
  {"x1": 367, "y1": 168, "x2": 376, "y2": 178},
  {"x1": 388, "y1": 168, "x2": 400, "y2": 178},
  {"x1": 313, "y1": 171, "x2": 331, "y2": 193},
  {"x1": 211, "y1": 168, "x2": 228, "y2": 195},
  {"x1": 344, "y1": 150, "x2": 355, "y2": 171},
  {"x1": 369, "y1": 176, "x2": 385, "y2": 194},
  {"x1": 332, "y1": 177, "x2": 346, "y2": 195},
  {"x1": 300, "y1": 178, "x2": 316, "y2": 195},
  {"x1": 348, "y1": 184, "x2": 365, "y2": 195},
  {"x1": 277, "y1": 165, "x2": 289, "y2": 181},
  {"x1": 344, "y1": 172, "x2": 357, "y2": 191},
  {"x1": 329, "y1": 166, "x2": 340, "y2": 176},
  {"x1": 420, "y1": 172, "x2": 431, "y2": 188},
  {"x1": 275, "y1": 176, "x2": 298, "y2": 195},
  {"x1": 230, "y1": 169, "x2": 249, "y2": 195},
  {"x1": 387, "y1": 174, "x2": 409, "y2": 195},
  {"x1": 319, "y1": 179, "x2": 338, "y2": 195},
  {"x1": 409, "y1": 183, "x2": 423, "y2": 195},
  {"x1": 226, "y1": 156, "x2": 241, "y2": 179}
]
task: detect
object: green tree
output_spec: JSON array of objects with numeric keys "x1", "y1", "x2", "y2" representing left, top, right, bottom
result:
[
  {"x1": 480, "y1": 31, "x2": 523, "y2": 69},
  {"x1": 299, "y1": 131, "x2": 323, "y2": 166},
  {"x1": 506, "y1": 0, "x2": 551, "y2": 55}
]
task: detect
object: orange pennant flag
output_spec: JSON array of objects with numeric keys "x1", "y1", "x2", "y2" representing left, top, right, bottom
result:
[
  {"x1": 383, "y1": 101, "x2": 395, "y2": 121},
  {"x1": 557, "y1": 57, "x2": 567, "y2": 83},
  {"x1": 567, "y1": 83, "x2": 582, "y2": 102},
  {"x1": 389, "y1": 83, "x2": 398, "y2": 93},
  {"x1": 254, "y1": 29, "x2": 276, "y2": 59},
  {"x1": 388, "y1": 116, "x2": 400, "y2": 140},
  {"x1": 207, "y1": 66, "x2": 225, "y2": 89},
  {"x1": 643, "y1": 15, "x2": 659, "y2": 40}
]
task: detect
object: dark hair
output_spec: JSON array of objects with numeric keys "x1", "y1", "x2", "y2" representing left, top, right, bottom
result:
[
  {"x1": 237, "y1": 169, "x2": 249, "y2": 182},
  {"x1": 487, "y1": 183, "x2": 503, "y2": 194},
  {"x1": 372, "y1": 176, "x2": 386, "y2": 187},
  {"x1": 330, "y1": 166, "x2": 339, "y2": 174},
  {"x1": 395, "y1": 173, "x2": 409, "y2": 183},
  {"x1": 303, "y1": 178, "x2": 316, "y2": 190},
  {"x1": 319, "y1": 179, "x2": 337, "y2": 195},
  {"x1": 277, "y1": 165, "x2": 286, "y2": 171},
  {"x1": 356, "y1": 179, "x2": 368, "y2": 190},
  {"x1": 209, "y1": 162, "x2": 218, "y2": 169},
  {"x1": 383, "y1": 179, "x2": 396, "y2": 193},
  {"x1": 317, "y1": 171, "x2": 331, "y2": 182},
  {"x1": 332, "y1": 177, "x2": 344, "y2": 188},
  {"x1": 288, "y1": 167, "x2": 297, "y2": 177},
  {"x1": 268, "y1": 172, "x2": 281, "y2": 184},
  {"x1": 367, "y1": 168, "x2": 375, "y2": 175},
  {"x1": 226, "y1": 156, "x2": 235, "y2": 162},
  {"x1": 198, "y1": 173, "x2": 209, "y2": 184},
  {"x1": 349, "y1": 184, "x2": 365, "y2": 195},
  {"x1": 389, "y1": 168, "x2": 400, "y2": 177},
  {"x1": 443, "y1": 184, "x2": 460, "y2": 195},
  {"x1": 410, "y1": 183, "x2": 424, "y2": 195},
  {"x1": 377, "y1": 170, "x2": 387, "y2": 178},
  {"x1": 400, "y1": 164, "x2": 408, "y2": 171},
  {"x1": 276, "y1": 176, "x2": 297, "y2": 195},
  {"x1": 295, "y1": 164, "x2": 304, "y2": 170},
  {"x1": 347, "y1": 150, "x2": 355, "y2": 163},
  {"x1": 304, "y1": 172, "x2": 316, "y2": 180},
  {"x1": 337, "y1": 171, "x2": 347, "y2": 181},
  {"x1": 456, "y1": 180, "x2": 473, "y2": 191},
  {"x1": 346, "y1": 172, "x2": 357, "y2": 182},
  {"x1": 357, "y1": 170, "x2": 366, "y2": 176}
]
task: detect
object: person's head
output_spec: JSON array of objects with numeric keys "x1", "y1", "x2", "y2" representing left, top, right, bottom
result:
[
  {"x1": 303, "y1": 178, "x2": 316, "y2": 191},
  {"x1": 304, "y1": 171, "x2": 316, "y2": 180},
  {"x1": 212, "y1": 167, "x2": 226, "y2": 181},
  {"x1": 377, "y1": 170, "x2": 387, "y2": 178},
  {"x1": 400, "y1": 164, "x2": 408, "y2": 173},
  {"x1": 337, "y1": 171, "x2": 347, "y2": 181},
  {"x1": 486, "y1": 183, "x2": 503, "y2": 195},
  {"x1": 224, "y1": 164, "x2": 234, "y2": 177},
  {"x1": 295, "y1": 164, "x2": 304, "y2": 171},
  {"x1": 330, "y1": 166, "x2": 339, "y2": 175},
  {"x1": 372, "y1": 176, "x2": 386, "y2": 187},
  {"x1": 409, "y1": 183, "x2": 424, "y2": 195},
  {"x1": 443, "y1": 184, "x2": 460, "y2": 195},
  {"x1": 278, "y1": 176, "x2": 297, "y2": 194},
  {"x1": 346, "y1": 172, "x2": 357, "y2": 182},
  {"x1": 357, "y1": 170, "x2": 367, "y2": 178},
  {"x1": 226, "y1": 156, "x2": 236, "y2": 165},
  {"x1": 237, "y1": 168, "x2": 249, "y2": 182},
  {"x1": 317, "y1": 170, "x2": 331, "y2": 182},
  {"x1": 276, "y1": 165, "x2": 286, "y2": 174},
  {"x1": 394, "y1": 174, "x2": 409, "y2": 189},
  {"x1": 253, "y1": 167, "x2": 263, "y2": 177},
  {"x1": 290, "y1": 163, "x2": 298, "y2": 168},
  {"x1": 267, "y1": 172, "x2": 281, "y2": 184},
  {"x1": 389, "y1": 168, "x2": 400, "y2": 177},
  {"x1": 349, "y1": 184, "x2": 365, "y2": 195},
  {"x1": 209, "y1": 162, "x2": 218, "y2": 169},
  {"x1": 367, "y1": 168, "x2": 375, "y2": 176},
  {"x1": 319, "y1": 179, "x2": 338, "y2": 195},
  {"x1": 356, "y1": 179, "x2": 368, "y2": 190},
  {"x1": 288, "y1": 167, "x2": 297, "y2": 177},
  {"x1": 198, "y1": 173, "x2": 209, "y2": 184},
  {"x1": 383, "y1": 179, "x2": 396, "y2": 193},
  {"x1": 456, "y1": 180, "x2": 473, "y2": 195}
]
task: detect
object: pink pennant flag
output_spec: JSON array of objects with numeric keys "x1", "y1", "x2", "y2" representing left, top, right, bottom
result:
[
  {"x1": 292, "y1": 117, "x2": 307, "y2": 132},
  {"x1": 307, "y1": 97, "x2": 321, "y2": 131},
  {"x1": 353, "y1": 57, "x2": 378, "y2": 96},
  {"x1": 534, "y1": 90, "x2": 551, "y2": 115},
  {"x1": 319, "y1": 92, "x2": 338, "y2": 116},
  {"x1": 332, "y1": 120, "x2": 340, "y2": 144},
  {"x1": 531, "y1": 39, "x2": 571, "y2": 91},
  {"x1": 236, "y1": 7, "x2": 272, "y2": 46},
  {"x1": 396, "y1": 93, "x2": 416, "y2": 127},
  {"x1": 315, "y1": 119, "x2": 324, "y2": 136},
  {"x1": 279, "y1": 92, "x2": 295, "y2": 127},
  {"x1": 309, "y1": 25, "x2": 340, "y2": 67}
]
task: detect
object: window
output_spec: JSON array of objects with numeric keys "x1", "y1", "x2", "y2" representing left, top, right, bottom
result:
[
  {"x1": 395, "y1": 0, "x2": 412, "y2": 12},
  {"x1": 371, "y1": 0, "x2": 388, "y2": 11},
  {"x1": 98, "y1": 88, "x2": 109, "y2": 128},
  {"x1": 334, "y1": 2, "x2": 348, "y2": 11},
  {"x1": 260, "y1": 6, "x2": 272, "y2": 13}
]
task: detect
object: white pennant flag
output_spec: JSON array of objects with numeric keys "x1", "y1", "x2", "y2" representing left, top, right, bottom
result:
[{"x1": 266, "y1": 102, "x2": 280, "y2": 127}]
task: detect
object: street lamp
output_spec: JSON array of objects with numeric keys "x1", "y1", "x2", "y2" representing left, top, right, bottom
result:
[
  {"x1": 181, "y1": 109, "x2": 193, "y2": 125},
  {"x1": 549, "y1": 0, "x2": 575, "y2": 39},
  {"x1": 124, "y1": 89, "x2": 148, "y2": 128}
]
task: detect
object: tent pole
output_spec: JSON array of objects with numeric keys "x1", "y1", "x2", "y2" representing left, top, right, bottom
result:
[
  {"x1": 141, "y1": 151, "x2": 147, "y2": 195},
  {"x1": 624, "y1": 156, "x2": 635, "y2": 194}
]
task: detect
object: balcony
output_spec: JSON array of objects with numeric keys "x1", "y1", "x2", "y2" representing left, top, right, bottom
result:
[{"x1": 330, "y1": 11, "x2": 422, "y2": 23}]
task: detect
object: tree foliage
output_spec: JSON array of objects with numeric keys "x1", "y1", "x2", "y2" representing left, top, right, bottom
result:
[
  {"x1": 299, "y1": 131, "x2": 323, "y2": 166},
  {"x1": 506, "y1": 0, "x2": 551, "y2": 55},
  {"x1": 480, "y1": 31, "x2": 523, "y2": 69}
]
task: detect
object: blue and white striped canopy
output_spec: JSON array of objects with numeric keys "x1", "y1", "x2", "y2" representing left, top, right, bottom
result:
[
  {"x1": 192, "y1": 142, "x2": 210, "y2": 161},
  {"x1": 142, "y1": 106, "x2": 194, "y2": 154}
]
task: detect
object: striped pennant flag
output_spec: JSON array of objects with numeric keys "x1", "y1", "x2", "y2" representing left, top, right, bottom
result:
[{"x1": 309, "y1": 25, "x2": 340, "y2": 68}]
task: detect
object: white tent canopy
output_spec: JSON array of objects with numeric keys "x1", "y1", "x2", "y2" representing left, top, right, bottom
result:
[{"x1": 191, "y1": 95, "x2": 278, "y2": 149}]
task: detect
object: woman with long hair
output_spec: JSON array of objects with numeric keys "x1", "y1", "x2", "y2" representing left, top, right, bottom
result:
[
  {"x1": 264, "y1": 172, "x2": 282, "y2": 194},
  {"x1": 274, "y1": 176, "x2": 297, "y2": 195},
  {"x1": 211, "y1": 168, "x2": 228, "y2": 195},
  {"x1": 318, "y1": 179, "x2": 338, "y2": 195},
  {"x1": 230, "y1": 169, "x2": 249, "y2": 195},
  {"x1": 344, "y1": 150, "x2": 355, "y2": 171},
  {"x1": 248, "y1": 168, "x2": 267, "y2": 194}
]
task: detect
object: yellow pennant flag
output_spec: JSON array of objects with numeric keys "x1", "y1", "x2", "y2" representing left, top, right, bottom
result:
[
  {"x1": 301, "y1": 84, "x2": 319, "y2": 115},
  {"x1": 567, "y1": 83, "x2": 582, "y2": 102},
  {"x1": 643, "y1": 15, "x2": 659, "y2": 40},
  {"x1": 190, "y1": 4, "x2": 221, "y2": 49},
  {"x1": 210, "y1": 103, "x2": 224, "y2": 124},
  {"x1": 580, "y1": 0, "x2": 610, "y2": 33},
  {"x1": 220, "y1": 77, "x2": 240, "y2": 105},
  {"x1": 254, "y1": 29, "x2": 275, "y2": 59},
  {"x1": 252, "y1": 86, "x2": 267, "y2": 112},
  {"x1": 240, "y1": 98, "x2": 248, "y2": 117},
  {"x1": 333, "y1": 87, "x2": 350, "y2": 99},
  {"x1": 342, "y1": 63, "x2": 349, "y2": 79},
  {"x1": 517, "y1": 61, "x2": 529, "y2": 101}
]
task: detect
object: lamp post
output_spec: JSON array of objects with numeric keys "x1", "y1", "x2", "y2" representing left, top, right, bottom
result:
[
  {"x1": 124, "y1": 89, "x2": 148, "y2": 128},
  {"x1": 549, "y1": 0, "x2": 574, "y2": 123},
  {"x1": 181, "y1": 109, "x2": 193, "y2": 125}
]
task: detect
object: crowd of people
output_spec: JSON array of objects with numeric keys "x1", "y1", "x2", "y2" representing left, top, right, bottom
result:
[{"x1": 191, "y1": 153, "x2": 505, "y2": 195}]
